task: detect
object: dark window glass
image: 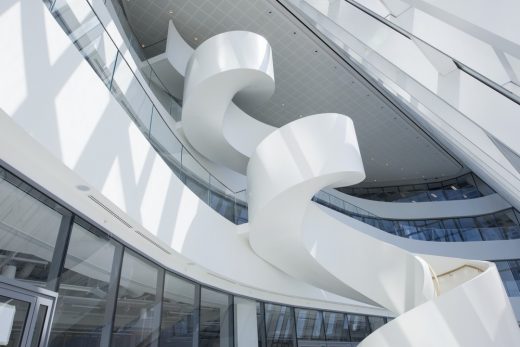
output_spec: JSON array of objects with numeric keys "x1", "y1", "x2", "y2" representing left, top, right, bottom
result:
[
  {"x1": 30, "y1": 305, "x2": 48, "y2": 347},
  {"x1": 0, "y1": 169, "x2": 64, "y2": 288},
  {"x1": 257, "y1": 302, "x2": 266, "y2": 347},
  {"x1": 294, "y1": 308, "x2": 325, "y2": 341},
  {"x1": 323, "y1": 312, "x2": 350, "y2": 341},
  {"x1": 265, "y1": 304, "x2": 295, "y2": 347},
  {"x1": 495, "y1": 260, "x2": 520, "y2": 297},
  {"x1": 367, "y1": 316, "x2": 386, "y2": 332},
  {"x1": 458, "y1": 218, "x2": 482, "y2": 241},
  {"x1": 159, "y1": 273, "x2": 196, "y2": 347},
  {"x1": 49, "y1": 222, "x2": 117, "y2": 347},
  {"x1": 199, "y1": 288, "x2": 233, "y2": 347},
  {"x1": 112, "y1": 250, "x2": 159, "y2": 347},
  {"x1": 347, "y1": 314, "x2": 370, "y2": 342}
]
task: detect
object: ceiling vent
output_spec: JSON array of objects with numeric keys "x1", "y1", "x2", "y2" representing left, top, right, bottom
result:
[{"x1": 88, "y1": 194, "x2": 171, "y2": 254}]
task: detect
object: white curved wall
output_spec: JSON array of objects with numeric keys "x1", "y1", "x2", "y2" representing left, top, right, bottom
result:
[{"x1": 0, "y1": 0, "x2": 389, "y2": 317}]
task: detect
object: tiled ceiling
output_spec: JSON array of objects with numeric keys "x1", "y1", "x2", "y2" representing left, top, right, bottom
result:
[{"x1": 117, "y1": 0, "x2": 465, "y2": 184}]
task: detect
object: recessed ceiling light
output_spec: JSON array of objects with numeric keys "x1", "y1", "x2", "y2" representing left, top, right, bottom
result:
[
  {"x1": 76, "y1": 184, "x2": 90, "y2": 191},
  {"x1": 141, "y1": 44, "x2": 145, "y2": 47},
  {"x1": 194, "y1": 37, "x2": 198, "y2": 41},
  {"x1": 168, "y1": 10, "x2": 173, "y2": 14},
  {"x1": 281, "y1": 103, "x2": 285, "y2": 107},
  {"x1": 299, "y1": 114, "x2": 303, "y2": 117}
]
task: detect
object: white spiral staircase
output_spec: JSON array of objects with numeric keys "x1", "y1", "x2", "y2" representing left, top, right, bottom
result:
[{"x1": 167, "y1": 21, "x2": 520, "y2": 346}]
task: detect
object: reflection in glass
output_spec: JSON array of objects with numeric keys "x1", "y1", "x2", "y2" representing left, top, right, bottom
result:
[
  {"x1": 0, "y1": 169, "x2": 63, "y2": 287},
  {"x1": 323, "y1": 311, "x2": 350, "y2": 341},
  {"x1": 49, "y1": 222, "x2": 117, "y2": 347},
  {"x1": 347, "y1": 314, "x2": 370, "y2": 342},
  {"x1": 159, "y1": 273, "x2": 196, "y2": 347},
  {"x1": 199, "y1": 288, "x2": 233, "y2": 347},
  {"x1": 295, "y1": 308, "x2": 325, "y2": 341},
  {"x1": 264, "y1": 304, "x2": 295, "y2": 347},
  {"x1": 30, "y1": 305, "x2": 48, "y2": 347},
  {"x1": 0, "y1": 295, "x2": 30, "y2": 347},
  {"x1": 112, "y1": 250, "x2": 159, "y2": 347},
  {"x1": 495, "y1": 260, "x2": 520, "y2": 297},
  {"x1": 367, "y1": 316, "x2": 386, "y2": 332}
]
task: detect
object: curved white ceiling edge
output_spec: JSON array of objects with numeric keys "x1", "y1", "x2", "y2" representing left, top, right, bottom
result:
[{"x1": 166, "y1": 21, "x2": 275, "y2": 173}]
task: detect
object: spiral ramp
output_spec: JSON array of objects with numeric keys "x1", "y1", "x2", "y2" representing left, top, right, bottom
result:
[{"x1": 169, "y1": 22, "x2": 520, "y2": 346}]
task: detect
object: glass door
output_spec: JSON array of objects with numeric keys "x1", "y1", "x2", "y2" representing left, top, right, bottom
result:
[{"x1": 0, "y1": 280, "x2": 56, "y2": 347}]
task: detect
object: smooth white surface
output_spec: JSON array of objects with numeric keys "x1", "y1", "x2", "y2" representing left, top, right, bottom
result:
[
  {"x1": 176, "y1": 25, "x2": 520, "y2": 345},
  {"x1": 0, "y1": 303, "x2": 15, "y2": 346},
  {"x1": 0, "y1": 0, "x2": 388, "y2": 316},
  {"x1": 247, "y1": 114, "x2": 433, "y2": 313},
  {"x1": 181, "y1": 30, "x2": 276, "y2": 173},
  {"x1": 234, "y1": 297, "x2": 258, "y2": 346}
]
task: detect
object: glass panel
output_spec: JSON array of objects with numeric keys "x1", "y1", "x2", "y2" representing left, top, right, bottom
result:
[
  {"x1": 182, "y1": 151, "x2": 210, "y2": 202},
  {"x1": 112, "y1": 250, "x2": 159, "y2": 347},
  {"x1": 0, "y1": 169, "x2": 63, "y2": 288},
  {"x1": 30, "y1": 305, "x2": 48, "y2": 347},
  {"x1": 458, "y1": 218, "x2": 482, "y2": 241},
  {"x1": 294, "y1": 308, "x2": 324, "y2": 340},
  {"x1": 0, "y1": 295, "x2": 30, "y2": 347},
  {"x1": 150, "y1": 109, "x2": 183, "y2": 172},
  {"x1": 111, "y1": 56, "x2": 153, "y2": 132},
  {"x1": 49, "y1": 222, "x2": 117, "y2": 347},
  {"x1": 495, "y1": 260, "x2": 520, "y2": 297},
  {"x1": 367, "y1": 316, "x2": 385, "y2": 332},
  {"x1": 256, "y1": 303, "x2": 266, "y2": 347},
  {"x1": 347, "y1": 314, "x2": 370, "y2": 342},
  {"x1": 159, "y1": 273, "x2": 196, "y2": 347},
  {"x1": 323, "y1": 312, "x2": 350, "y2": 341},
  {"x1": 264, "y1": 304, "x2": 295, "y2": 347},
  {"x1": 199, "y1": 288, "x2": 233, "y2": 347}
]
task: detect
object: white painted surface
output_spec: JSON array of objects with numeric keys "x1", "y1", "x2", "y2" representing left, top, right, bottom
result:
[
  {"x1": 234, "y1": 297, "x2": 258, "y2": 346},
  {"x1": 0, "y1": 303, "x2": 15, "y2": 346},
  {"x1": 0, "y1": 0, "x2": 388, "y2": 316},
  {"x1": 182, "y1": 30, "x2": 276, "y2": 173}
]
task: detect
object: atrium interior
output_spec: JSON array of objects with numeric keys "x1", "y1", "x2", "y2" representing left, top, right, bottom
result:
[{"x1": 0, "y1": 0, "x2": 519, "y2": 346}]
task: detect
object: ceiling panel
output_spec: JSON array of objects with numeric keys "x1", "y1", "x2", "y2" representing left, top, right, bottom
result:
[{"x1": 118, "y1": 0, "x2": 464, "y2": 184}]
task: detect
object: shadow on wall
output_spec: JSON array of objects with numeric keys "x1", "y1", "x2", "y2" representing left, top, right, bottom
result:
[{"x1": 0, "y1": 0, "x2": 226, "y2": 258}]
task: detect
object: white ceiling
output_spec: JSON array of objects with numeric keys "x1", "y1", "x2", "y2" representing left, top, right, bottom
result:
[{"x1": 118, "y1": 0, "x2": 465, "y2": 185}]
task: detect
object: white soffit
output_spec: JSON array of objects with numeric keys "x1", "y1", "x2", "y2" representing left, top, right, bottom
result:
[{"x1": 120, "y1": 0, "x2": 464, "y2": 184}]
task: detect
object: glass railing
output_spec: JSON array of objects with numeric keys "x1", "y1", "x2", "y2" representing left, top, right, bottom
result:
[
  {"x1": 349, "y1": 208, "x2": 520, "y2": 242},
  {"x1": 43, "y1": 0, "x2": 520, "y2": 242},
  {"x1": 44, "y1": 0, "x2": 247, "y2": 223},
  {"x1": 313, "y1": 191, "x2": 377, "y2": 217},
  {"x1": 285, "y1": 0, "x2": 520, "y2": 203},
  {"x1": 337, "y1": 173, "x2": 495, "y2": 203},
  {"x1": 342, "y1": 0, "x2": 520, "y2": 105},
  {"x1": 494, "y1": 259, "x2": 520, "y2": 297}
]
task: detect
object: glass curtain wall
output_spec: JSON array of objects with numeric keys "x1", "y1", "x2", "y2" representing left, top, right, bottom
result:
[
  {"x1": 337, "y1": 173, "x2": 494, "y2": 202},
  {"x1": 6, "y1": 164, "x2": 520, "y2": 347},
  {"x1": 350, "y1": 208, "x2": 520, "y2": 242},
  {"x1": 0, "y1": 168, "x2": 66, "y2": 288},
  {"x1": 112, "y1": 250, "x2": 161, "y2": 347},
  {"x1": 49, "y1": 221, "x2": 120, "y2": 347},
  {"x1": 159, "y1": 273, "x2": 197, "y2": 347},
  {"x1": 199, "y1": 288, "x2": 234, "y2": 347}
]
